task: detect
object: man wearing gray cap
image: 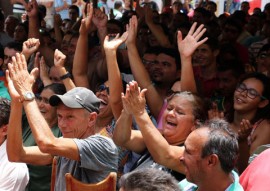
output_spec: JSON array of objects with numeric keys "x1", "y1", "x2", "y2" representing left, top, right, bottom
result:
[{"x1": 6, "y1": 53, "x2": 118, "y2": 191}]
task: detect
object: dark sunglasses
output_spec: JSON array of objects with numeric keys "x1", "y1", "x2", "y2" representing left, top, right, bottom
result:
[{"x1": 97, "y1": 84, "x2": 109, "y2": 94}]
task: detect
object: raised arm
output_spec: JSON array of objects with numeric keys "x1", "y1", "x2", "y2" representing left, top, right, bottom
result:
[
  {"x1": 103, "y1": 32, "x2": 128, "y2": 119},
  {"x1": 25, "y1": 0, "x2": 40, "y2": 39},
  {"x1": 91, "y1": 8, "x2": 108, "y2": 79},
  {"x1": 54, "y1": 49, "x2": 76, "y2": 91},
  {"x1": 72, "y1": 3, "x2": 93, "y2": 88},
  {"x1": 178, "y1": 22, "x2": 208, "y2": 93},
  {"x1": 113, "y1": 83, "x2": 146, "y2": 154},
  {"x1": 126, "y1": 15, "x2": 163, "y2": 120},
  {"x1": 144, "y1": 6, "x2": 172, "y2": 48},
  {"x1": 21, "y1": 38, "x2": 40, "y2": 61},
  {"x1": 53, "y1": 14, "x2": 63, "y2": 47},
  {"x1": 123, "y1": 81, "x2": 185, "y2": 173},
  {"x1": 38, "y1": 55, "x2": 53, "y2": 86},
  {"x1": 6, "y1": 70, "x2": 53, "y2": 165},
  {"x1": 8, "y1": 53, "x2": 81, "y2": 161}
]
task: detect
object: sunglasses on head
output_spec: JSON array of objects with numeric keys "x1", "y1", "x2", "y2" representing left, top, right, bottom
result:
[{"x1": 97, "y1": 84, "x2": 109, "y2": 94}]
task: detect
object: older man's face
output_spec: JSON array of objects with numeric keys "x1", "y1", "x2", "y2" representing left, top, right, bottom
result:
[
  {"x1": 180, "y1": 128, "x2": 209, "y2": 184},
  {"x1": 56, "y1": 104, "x2": 94, "y2": 139}
]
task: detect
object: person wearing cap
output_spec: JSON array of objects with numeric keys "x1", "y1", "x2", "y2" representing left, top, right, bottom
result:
[{"x1": 6, "y1": 53, "x2": 118, "y2": 191}]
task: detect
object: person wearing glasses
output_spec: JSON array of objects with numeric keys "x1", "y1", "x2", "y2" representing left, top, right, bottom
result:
[{"x1": 230, "y1": 72, "x2": 270, "y2": 173}]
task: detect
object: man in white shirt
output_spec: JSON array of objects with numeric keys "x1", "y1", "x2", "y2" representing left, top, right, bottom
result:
[{"x1": 0, "y1": 97, "x2": 29, "y2": 191}]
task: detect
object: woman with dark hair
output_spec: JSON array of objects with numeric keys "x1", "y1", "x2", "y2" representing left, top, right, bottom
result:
[
  {"x1": 22, "y1": 83, "x2": 66, "y2": 191},
  {"x1": 229, "y1": 72, "x2": 270, "y2": 173}
]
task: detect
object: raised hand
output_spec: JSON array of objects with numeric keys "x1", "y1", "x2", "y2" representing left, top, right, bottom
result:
[
  {"x1": 54, "y1": 49, "x2": 66, "y2": 68},
  {"x1": 177, "y1": 22, "x2": 208, "y2": 58},
  {"x1": 126, "y1": 15, "x2": 138, "y2": 46},
  {"x1": 25, "y1": 0, "x2": 39, "y2": 18},
  {"x1": 92, "y1": 8, "x2": 108, "y2": 30},
  {"x1": 22, "y1": 38, "x2": 40, "y2": 60},
  {"x1": 7, "y1": 53, "x2": 39, "y2": 96},
  {"x1": 121, "y1": 81, "x2": 147, "y2": 116},
  {"x1": 135, "y1": 3, "x2": 144, "y2": 19},
  {"x1": 6, "y1": 70, "x2": 21, "y2": 102},
  {"x1": 144, "y1": 6, "x2": 154, "y2": 25},
  {"x1": 39, "y1": 56, "x2": 52, "y2": 85},
  {"x1": 80, "y1": 3, "x2": 94, "y2": 35},
  {"x1": 208, "y1": 102, "x2": 224, "y2": 120},
  {"x1": 104, "y1": 32, "x2": 128, "y2": 52},
  {"x1": 54, "y1": 14, "x2": 62, "y2": 27},
  {"x1": 238, "y1": 119, "x2": 253, "y2": 140}
]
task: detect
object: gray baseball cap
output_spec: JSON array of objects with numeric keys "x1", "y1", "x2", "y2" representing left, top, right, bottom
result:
[{"x1": 49, "y1": 87, "x2": 100, "y2": 113}]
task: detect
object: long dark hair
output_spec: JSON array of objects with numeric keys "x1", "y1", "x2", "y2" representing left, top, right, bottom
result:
[{"x1": 232, "y1": 72, "x2": 270, "y2": 123}]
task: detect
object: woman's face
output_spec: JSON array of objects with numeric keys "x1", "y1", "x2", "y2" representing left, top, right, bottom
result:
[
  {"x1": 37, "y1": 88, "x2": 58, "y2": 125},
  {"x1": 162, "y1": 95, "x2": 195, "y2": 145},
  {"x1": 95, "y1": 81, "x2": 112, "y2": 118},
  {"x1": 234, "y1": 78, "x2": 265, "y2": 112}
]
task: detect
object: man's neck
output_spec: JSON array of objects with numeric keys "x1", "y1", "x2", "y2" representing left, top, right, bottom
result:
[{"x1": 197, "y1": 172, "x2": 234, "y2": 191}]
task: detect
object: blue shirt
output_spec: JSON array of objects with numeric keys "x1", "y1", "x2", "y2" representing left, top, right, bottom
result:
[
  {"x1": 54, "y1": 0, "x2": 72, "y2": 19},
  {"x1": 179, "y1": 171, "x2": 244, "y2": 191}
]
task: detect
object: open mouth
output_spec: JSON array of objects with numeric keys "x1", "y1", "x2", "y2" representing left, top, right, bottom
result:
[
  {"x1": 166, "y1": 121, "x2": 177, "y2": 128},
  {"x1": 99, "y1": 99, "x2": 108, "y2": 109},
  {"x1": 235, "y1": 97, "x2": 246, "y2": 104}
]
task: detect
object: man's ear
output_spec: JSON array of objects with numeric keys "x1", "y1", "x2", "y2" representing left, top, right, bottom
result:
[
  {"x1": 88, "y1": 112, "x2": 97, "y2": 127},
  {"x1": 0, "y1": 124, "x2": 8, "y2": 136},
  {"x1": 207, "y1": 154, "x2": 218, "y2": 167},
  {"x1": 258, "y1": 99, "x2": 269, "y2": 108}
]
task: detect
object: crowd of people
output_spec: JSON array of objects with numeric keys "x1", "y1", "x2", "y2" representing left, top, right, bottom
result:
[{"x1": 0, "y1": 0, "x2": 270, "y2": 190}]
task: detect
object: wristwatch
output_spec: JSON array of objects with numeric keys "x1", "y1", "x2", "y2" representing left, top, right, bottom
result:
[{"x1": 20, "y1": 91, "x2": 35, "y2": 103}]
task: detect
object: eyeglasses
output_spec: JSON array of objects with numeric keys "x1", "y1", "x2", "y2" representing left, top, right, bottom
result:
[
  {"x1": 236, "y1": 83, "x2": 267, "y2": 100},
  {"x1": 142, "y1": 58, "x2": 155, "y2": 65},
  {"x1": 97, "y1": 84, "x2": 109, "y2": 94},
  {"x1": 35, "y1": 95, "x2": 50, "y2": 104}
]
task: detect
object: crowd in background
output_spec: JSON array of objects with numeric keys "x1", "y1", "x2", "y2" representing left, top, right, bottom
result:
[{"x1": 1, "y1": 0, "x2": 270, "y2": 190}]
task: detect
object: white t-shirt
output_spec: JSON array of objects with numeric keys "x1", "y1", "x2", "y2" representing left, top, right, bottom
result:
[{"x1": 0, "y1": 140, "x2": 29, "y2": 191}]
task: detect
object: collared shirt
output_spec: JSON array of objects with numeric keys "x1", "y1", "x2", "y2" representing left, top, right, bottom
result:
[{"x1": 179, "y1": 171, "x2": 244, "y2": 191}]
